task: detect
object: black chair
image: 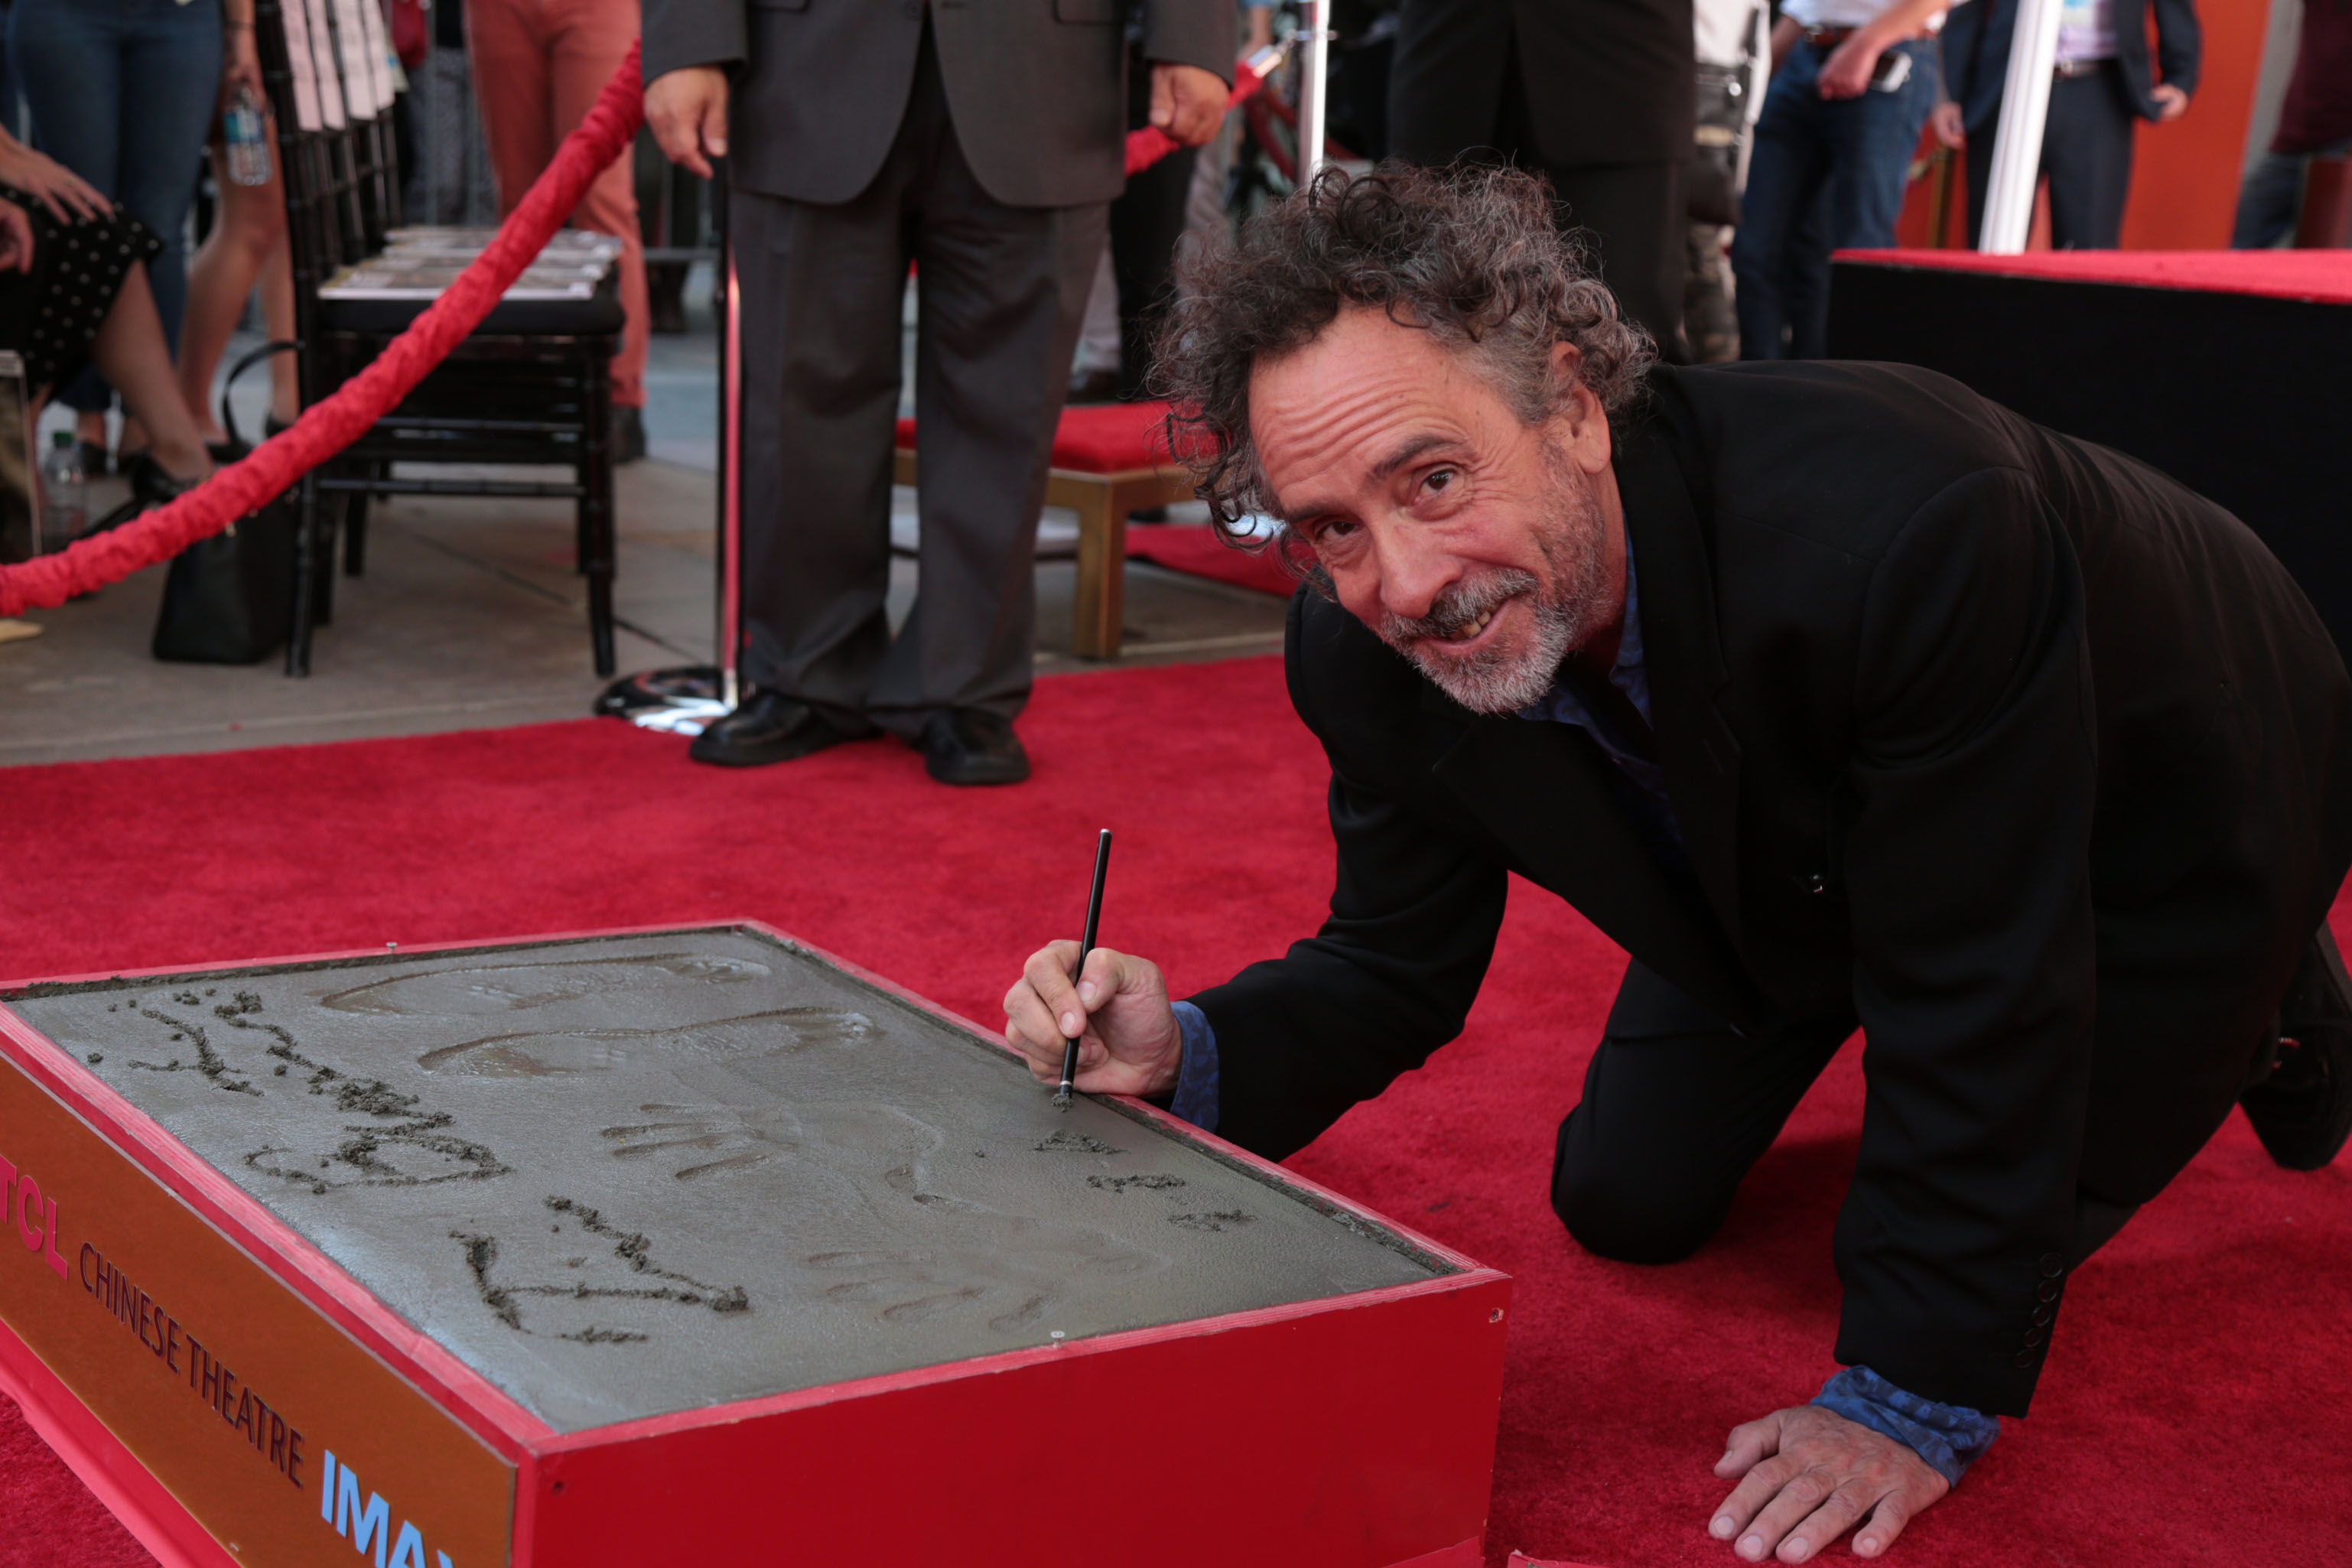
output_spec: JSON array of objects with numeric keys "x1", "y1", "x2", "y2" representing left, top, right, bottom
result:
[{"x1": 255, "y1": 0, "x2": 623, "y2": 678}]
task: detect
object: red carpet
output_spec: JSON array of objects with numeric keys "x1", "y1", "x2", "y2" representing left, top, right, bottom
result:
[{"x1": 2, "y1": 655, "x2": 2347, "y2": 1566}]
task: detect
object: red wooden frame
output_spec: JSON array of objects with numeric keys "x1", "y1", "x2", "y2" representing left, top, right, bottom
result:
[{"x1": 1, "y1": 922, "x2": 1512, "y2": 1567}]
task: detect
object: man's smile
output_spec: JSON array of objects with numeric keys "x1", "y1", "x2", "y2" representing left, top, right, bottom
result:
[{"x1": 1417, "y1": 590, "x2": 1522, "y2": 654}]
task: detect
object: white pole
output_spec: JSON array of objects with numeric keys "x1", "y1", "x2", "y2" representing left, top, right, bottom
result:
[
  {"x1": 1979, "y1": 0, "x2": 2062, "y2": 252},
  {"x1": 1294, "y1": 0, "x2": 1332, "y2": 184}
]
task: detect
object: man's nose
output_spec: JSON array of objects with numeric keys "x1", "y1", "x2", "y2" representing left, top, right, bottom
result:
[{"x1": 1371, "y1": 522, "x2": 1459, "y2": 623}]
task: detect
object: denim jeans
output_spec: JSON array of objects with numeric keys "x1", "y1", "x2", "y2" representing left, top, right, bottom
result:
[
  {"x1": 2233, "y1": 141, "x2": 2352, "y2": 249},
  {"x1": 6, "y1": 0, "x2": 221, "y2": 414},
  {"x1": 1732, "y1": 37, "x2": 1936, "y2": 360}
]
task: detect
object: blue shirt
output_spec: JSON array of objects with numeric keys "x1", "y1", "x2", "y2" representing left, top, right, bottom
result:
[{"x1": 1166, "y1": 542, "x2": 1999, "y2": 1483}]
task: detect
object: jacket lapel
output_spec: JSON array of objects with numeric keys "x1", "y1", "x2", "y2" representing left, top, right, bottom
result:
[{"x1": 1614, "y1": 416, "x2": 1750, "y2": 955}]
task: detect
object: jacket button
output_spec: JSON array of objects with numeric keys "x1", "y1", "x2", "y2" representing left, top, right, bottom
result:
[
  {"x1": 2032, "y1": 1305, "x2": 2054, "y2": 1327},
  {"x1": 2038, "y1": 1252, "x2": 2067, "y2": 1277},
  {"x1": 2037, "y1": 1278, "x2": 2064, "y2": 1303},
  {"x1": 2012, "y1": 1348, "x2": 2039, "y2": 1368},
  {"x1": 2022, "y1": 1326, "x2": 2046, "y2": 1348},
  {"x1": 1797, "y1": 871, "x2": 1827, "y2": 895}
]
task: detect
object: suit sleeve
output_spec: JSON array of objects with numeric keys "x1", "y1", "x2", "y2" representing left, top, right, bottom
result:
[
  {"x1": 1186, "y1": 610, "x2": 1508, "y2": 1162},
  {"x1": 1142, "y1": 0, "x2": 1239, "y2": 81},
  {"x1": 1832, "y1": 466, "x2": 2098, "y2": 1418},
  {"x1": 2151, "y1": 0, "x2": 2201, "y2": 96},
  {"x1": 642, "y1": 0, "x2": 746, "y2": 87}
]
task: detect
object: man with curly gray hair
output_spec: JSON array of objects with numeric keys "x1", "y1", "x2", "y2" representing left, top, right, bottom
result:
[{"x1": 1004, "y1": 165, "x2": 2352, "y2": 1562}]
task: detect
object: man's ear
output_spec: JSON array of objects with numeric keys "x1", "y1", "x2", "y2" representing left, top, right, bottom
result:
[{"x1": 1549, "y1": 341, "x2": 1612, "y2": 474}]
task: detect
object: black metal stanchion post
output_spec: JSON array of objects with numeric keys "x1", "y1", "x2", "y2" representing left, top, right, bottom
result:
[{"x1": 594, "y1": 156, "x2": 738, "y2": 731}]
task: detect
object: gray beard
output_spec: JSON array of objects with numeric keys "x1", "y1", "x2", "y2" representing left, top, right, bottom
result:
[{"x1": 1378, "y1": 470, "x2": 1615, "y2": 714}]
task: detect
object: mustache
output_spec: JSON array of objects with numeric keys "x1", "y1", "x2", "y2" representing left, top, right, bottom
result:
[{"x1": 1380, "y1": 568, "x2": 1540, "y2": 646}]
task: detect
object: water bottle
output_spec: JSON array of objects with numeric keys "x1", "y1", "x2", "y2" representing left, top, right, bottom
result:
[
  {"x1": 38, "y1": 431, "x2": 86, "y2": 552},
  {"x1": 224, "y1": 82, "x2": 271, "y2": 187}
]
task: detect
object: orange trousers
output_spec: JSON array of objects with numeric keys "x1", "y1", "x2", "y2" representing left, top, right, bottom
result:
[{"x1": 464, "y1": 0, "x2": 650, "y2": 408}]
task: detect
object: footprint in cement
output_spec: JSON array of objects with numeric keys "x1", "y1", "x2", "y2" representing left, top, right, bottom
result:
[
  {"x1": 322, "y1": 952, "x2": 769, "y2": 1017},
  {"x1": 415, "y1": 1006, "x2": 878, "y2": 1078}
]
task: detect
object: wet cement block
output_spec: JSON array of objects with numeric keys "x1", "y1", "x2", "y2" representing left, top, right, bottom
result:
[{"x1": 0, "y1": 926, "x2": 1511, "y2": 1568}]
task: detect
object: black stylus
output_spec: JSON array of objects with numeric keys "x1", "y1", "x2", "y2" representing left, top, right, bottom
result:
[{"x1": 1055, "y1": 829, "x2": 1114, "y2": 1108}]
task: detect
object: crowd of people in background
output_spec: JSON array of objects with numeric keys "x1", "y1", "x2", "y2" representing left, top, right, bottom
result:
[{"x1": 0, "y1": 0, "x2": 2347, "y2": 584}]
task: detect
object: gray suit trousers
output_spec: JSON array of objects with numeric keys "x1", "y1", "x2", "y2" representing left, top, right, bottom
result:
[{"x1": 733, "y1": 33, "x2": 1104, "y2": 734}]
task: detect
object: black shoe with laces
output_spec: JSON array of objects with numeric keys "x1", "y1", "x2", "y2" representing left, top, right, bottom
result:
[
  {"x1": 688, "y1": 689, "x2": 875, "y2": 768},
  {"x1": 2243, "y1": 928, "x2": 2352, "y2": 1171},
  {"x1": 919, "y1": 708, "x2": 1030, "y2": 786}
]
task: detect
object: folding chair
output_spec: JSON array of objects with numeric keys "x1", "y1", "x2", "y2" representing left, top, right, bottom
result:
[{"x1": 255, "y1": 0, "x2": 623, "y2": 677}]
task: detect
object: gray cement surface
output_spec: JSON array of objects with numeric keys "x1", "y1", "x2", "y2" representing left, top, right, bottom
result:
[
  {"x1": 8, "y1": 929, "x2": 1439, "y2": 1433},
  {"x1": 5, "y1": 285, "x2": 1288, "y2": 766}
]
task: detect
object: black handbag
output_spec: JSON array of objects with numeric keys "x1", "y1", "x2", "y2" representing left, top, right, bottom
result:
[
  {"x1": 151, "y1": 493, "x2": 296, "y2": 663},
  {"x1": 152, "y1": 340, "x2": 302, "y2": 665}
]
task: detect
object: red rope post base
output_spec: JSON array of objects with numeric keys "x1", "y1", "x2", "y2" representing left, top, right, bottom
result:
[{"x1": 0, "y1": 43, "x2": 648, "y2": 619}]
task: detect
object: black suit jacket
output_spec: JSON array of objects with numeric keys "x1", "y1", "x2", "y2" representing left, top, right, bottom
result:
[
  {"x1": 1943, "y1": 0, "x2": 2202, "y2": 133},
  {"x1": 1388, "y1": 0, "x2": 1696, "y2": 169},
  {"x1": 1191, "y1": 362, "x2": 2352, "y2": 1415},
  {"x1": 642, "y1": 0, "x2": 1231, "y2": 209}
]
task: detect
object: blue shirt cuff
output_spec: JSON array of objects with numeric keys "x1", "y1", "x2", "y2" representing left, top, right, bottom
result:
[
  {"x1": 1165, "y1": 1000, "x2": 1219, "y2": 1134},
  {"x1": 1812, "y1": 1366, "x2": 1999, "y2": 1489}
]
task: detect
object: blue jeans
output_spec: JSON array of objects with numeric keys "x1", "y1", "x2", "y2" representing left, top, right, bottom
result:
[
  {"x1": 1732, "y1": 37, "x2": 1936, "y2": 359},
  {"x1": 2233, "y1": 142, "x2": 2352, "y2": 249},
  {"x1": 6, "y1": 0, "x2": 221, "y2": 414}
]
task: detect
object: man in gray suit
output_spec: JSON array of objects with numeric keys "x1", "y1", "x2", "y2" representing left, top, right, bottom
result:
[{"x1": 643, "y1": 1, "x2": 1231, "y2": 784}]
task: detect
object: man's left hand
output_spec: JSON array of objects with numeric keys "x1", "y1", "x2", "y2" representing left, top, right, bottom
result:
[
  {"x1": 1150, "y1": 62, "x2": 1227, "y2": 148},
  {"x1": 2150, "y1": 83, "x2": 2189, "y2": 122},
  {"x1": 1708, "y1": 1405, "x2": 1949, "y2": 1561}
]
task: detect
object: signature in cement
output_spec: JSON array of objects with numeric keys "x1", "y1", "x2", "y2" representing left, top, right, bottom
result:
[{"x1": 453, "y1": 1194, "x2": 750, "y2": 1345}]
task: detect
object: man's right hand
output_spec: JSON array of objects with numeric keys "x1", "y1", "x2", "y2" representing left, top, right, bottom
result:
[
  {"x1": 1929, "y1": 100, "x2": 1965, "y2": 149},
  {"x1": 646, "y1": 66, "x2": 730, "y2": 179},
  {"x1": 1004, "y1": 942, "x2": 1186, "y2": 1100}
]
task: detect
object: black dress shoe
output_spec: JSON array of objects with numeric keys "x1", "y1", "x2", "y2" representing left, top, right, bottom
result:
[
  {"x1": 688, "y1": 690, "x2": 874, "y2": 768},
  {"x1": 2244, "y1": 928, "x2": 2352, "y2": 1171},
  {"x1": 919, "y1": 708, "x2": 1030, "y2": 786}
]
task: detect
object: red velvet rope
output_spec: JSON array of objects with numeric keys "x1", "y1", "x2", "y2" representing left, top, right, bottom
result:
[{"x1": 0, "y1": 41, "x2": 1244, "y2": 619}]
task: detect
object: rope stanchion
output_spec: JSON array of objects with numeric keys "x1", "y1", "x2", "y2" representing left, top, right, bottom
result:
[{"x1": 0, "y1": 42, "x2": 648, "y2": 619}]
